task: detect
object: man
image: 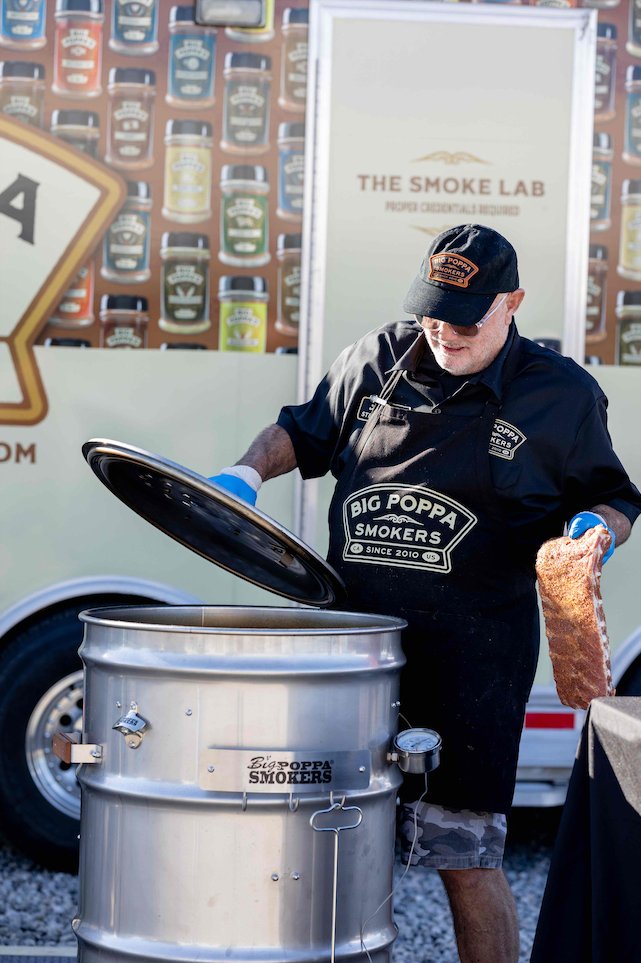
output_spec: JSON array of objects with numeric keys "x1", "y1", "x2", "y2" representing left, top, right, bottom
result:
[{"x1": 211, "y1": 224, "x2": 641, "y2": 963}]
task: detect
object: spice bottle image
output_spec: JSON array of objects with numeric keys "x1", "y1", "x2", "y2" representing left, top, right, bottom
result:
[
  {"x1": 618, "y1": 179, "x2": 641, "y2": 279},
  {"x1": 1, "y1": 0, "x2": 47, "y2": 50},
  {"x1": 279, "y1": 8, "x2": 308, "y2": 113},
  {"x1": 218, "y1": 276, "x2": 268, "y2": 352},
  {"x1": 105, "y1": 67, "x2": 155, "y2": 170},
  {"x1": 109, "y1": 0, "x2": 158, "y2": 56},
  {"x1": 50, "y1": 107, "x2": 99, "y2": 155},
  {"x1": 531, "y1": 0, "x2": 578, "y2": 7},
  {"x1": 0, "y1": 60, "x2": 45, "y2": 127},
  {"x1": 615, "y1": 290, "x2": 641, "y2": 364},
  {"x1": 628, "y1": 0, "x2": 641, "y2": 58},
  {"x1": 44, "y1": 336, "x2": 91, "y2": 347},
  {"x1": 221, "y1": 52, "x2": 271, "y2": 154},
  {"x1": 275, "y1": 232, "x2": 301, "y2": 337},
  {"x1": 167, "y1": 4, "x2": 216, "y2": 109},
  {"x1": 591, "y1": 132, "x2": 612, "y2": 232},
  {"x1": 159, "y1": 232, "x2": 211, "y2": 335},
  {"x1": 586, "y1": 245, "x2": 608, "y2": 343},
  {"x1": 225, "y1": 0, "x2": 274, "y2": 43},
  {"x1": 624, "y1": 66, "x2": 641, "y2": 165},
  {"x1": 277, "y1": 121, "x2": 305, "y2": 221},
  {"x1": 160, "y1": 341, "x2": 207, "y2": 350},
  {"x1": 52, "y1": 0, "x2": 104, "y2": 99},
  {"x1": 49, "y1": 261, "x2": 95, "y2": 327},
  {"x1": 99, "y1": 294, "x2": 148, "y2": 348},
  {"x1": 162, "y1": 119, "x2": 213, "y2": 224},
  {"x1": 219, "y1": 164, "x2": 270, "y2": 267},
  {"x1": 594, "y1": 23, "x2": 617, "y2": 123},
  {"x1": 101, "y1": 181, "x2": 152, "y2": 283}
]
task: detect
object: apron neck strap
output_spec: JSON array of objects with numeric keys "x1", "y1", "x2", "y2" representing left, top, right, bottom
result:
[
  {"x1": 495, "y1": 327, "x2": 522, "y2": 406},
  {"x1": 379, "y1": 368, "x2": 404, "y2": 401}
]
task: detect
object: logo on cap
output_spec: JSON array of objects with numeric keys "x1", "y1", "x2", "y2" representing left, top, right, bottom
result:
[{"x1": 428, "y1": 252, "x2": 479, "y2": 289}]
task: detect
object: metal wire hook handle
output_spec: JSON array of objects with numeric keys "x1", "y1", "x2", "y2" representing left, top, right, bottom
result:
[
  {"x1": 310, "y1": 801, "x2": 363, "y2": 963},
  {"x1": 309, "y1": 801, "x2": 363, "y2": 833}
]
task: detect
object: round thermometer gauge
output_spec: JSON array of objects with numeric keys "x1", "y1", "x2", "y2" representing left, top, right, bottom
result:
[{"x1": 393, "y1": 727, "x2": 442, "y2": 774}]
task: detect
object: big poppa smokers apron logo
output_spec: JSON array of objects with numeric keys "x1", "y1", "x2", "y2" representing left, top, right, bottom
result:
[
  {"x1": 489, "y1": 419, "x2": 527, "y2": 461},
  {"x1": 342, "y1": 484, "x2": 477, "y2": 573}
]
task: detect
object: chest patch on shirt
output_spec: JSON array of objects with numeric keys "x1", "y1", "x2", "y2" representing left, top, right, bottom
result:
[
  {"x1": 489, "y1": 419, "x2": 527, "y2": 460},
  {"x1": 356, "y1": 396, "x2": 378, "y2": 422},
  {"x1": 342, "y1": 483, "x2": 477, "y2": 574}
]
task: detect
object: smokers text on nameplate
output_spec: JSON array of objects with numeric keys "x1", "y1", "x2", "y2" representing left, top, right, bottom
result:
[{"x1": 199, "y1": 748, "x2": 371, "y2": 793}]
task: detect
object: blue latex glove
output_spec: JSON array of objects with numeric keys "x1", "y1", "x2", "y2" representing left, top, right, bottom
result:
[
  {"x1": 208, "y1": 471, "x2": 258, "y2": 506},
  {"x1": 568, "y1": 511, "x2": 615, "y2": 563}
]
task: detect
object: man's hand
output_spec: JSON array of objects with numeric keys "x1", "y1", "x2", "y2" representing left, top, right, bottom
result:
[
  {"x1": 568, "y1": 511, "x2": 615, "y2": 563},
  {"x1": 206, "y1": 424, "x2": 297, "y2": 506},
  {"x1": 208, "y1": 466, "x2": 262, "y2": 506}
]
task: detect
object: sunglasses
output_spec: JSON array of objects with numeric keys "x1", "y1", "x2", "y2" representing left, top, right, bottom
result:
[{"x1": 419, "y1": 293, "x2": 509, "y2": 338}]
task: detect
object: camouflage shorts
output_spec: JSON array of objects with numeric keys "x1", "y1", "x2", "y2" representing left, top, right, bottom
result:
[{"x1": 398, "y1": 801, "x2": 507, "y2": 870}]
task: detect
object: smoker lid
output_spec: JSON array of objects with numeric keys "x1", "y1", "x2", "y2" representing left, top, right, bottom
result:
[{"x1": 82, "y1": 439, "x2": 346, "y2": 608}]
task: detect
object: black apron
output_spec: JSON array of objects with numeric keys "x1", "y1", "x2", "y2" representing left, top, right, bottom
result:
[{"x1": 326, "y1": 347, "x2": 539, "y2": 813}]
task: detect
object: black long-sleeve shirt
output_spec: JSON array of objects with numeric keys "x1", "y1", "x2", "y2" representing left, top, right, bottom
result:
[{"x1": 278, "y1": 321, "x2": 641, "y2": 557}]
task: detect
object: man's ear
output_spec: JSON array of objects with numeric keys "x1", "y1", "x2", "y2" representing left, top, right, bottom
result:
[{"x1": 507, "y1": 289, "x2": 525, "y2": 315}]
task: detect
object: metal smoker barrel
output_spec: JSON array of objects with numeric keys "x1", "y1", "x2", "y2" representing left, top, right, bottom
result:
[{"x1": 73, "y1": 604, "x2": 407, "y2": 963}]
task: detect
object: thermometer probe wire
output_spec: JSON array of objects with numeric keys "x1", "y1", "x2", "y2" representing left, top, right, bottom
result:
[{"x1": 359, "y1": 771, "x2": 429, "y2": 962}]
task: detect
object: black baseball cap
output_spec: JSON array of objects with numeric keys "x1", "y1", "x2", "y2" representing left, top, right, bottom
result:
[{"x1": 403, "y1": 224, "x2": 520, "y2": 326}]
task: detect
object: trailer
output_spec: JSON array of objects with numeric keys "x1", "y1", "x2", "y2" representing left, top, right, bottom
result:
[{"x1": 0, "y1": 0, "x2": 639, "y2": 872}]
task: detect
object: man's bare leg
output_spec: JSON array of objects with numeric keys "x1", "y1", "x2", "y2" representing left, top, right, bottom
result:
[{"x1": 438, "y1": 867, "x2": 519, "y2": 963}]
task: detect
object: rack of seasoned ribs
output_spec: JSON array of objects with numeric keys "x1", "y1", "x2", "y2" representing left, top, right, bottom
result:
[{"x1": 535, "y1": 526, "x2": 615, "y2": 710}]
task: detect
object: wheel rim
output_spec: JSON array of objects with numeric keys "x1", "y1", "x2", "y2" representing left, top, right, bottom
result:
[{"x1": 25, "y1": 670, "x2": 84, "y2": 820}]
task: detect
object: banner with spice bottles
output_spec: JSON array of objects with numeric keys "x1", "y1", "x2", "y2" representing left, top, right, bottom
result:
[
  {"x1": 580, "y1": 0, "x2": 641, "y2": 365},
  {"x1": 0, "y1": 0, "x2": 308, "y2": 355},
  {"x1": 2, "y1": 0, "x2": 641, "y2": 365}
]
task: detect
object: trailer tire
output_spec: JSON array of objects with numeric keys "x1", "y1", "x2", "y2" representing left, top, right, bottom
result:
[
  {"x1": 0, "y1": 597, "x2": 152, "y2": 872},
  {"x1": 0, "y1": 607, "x2": 88, "y2": 871}
]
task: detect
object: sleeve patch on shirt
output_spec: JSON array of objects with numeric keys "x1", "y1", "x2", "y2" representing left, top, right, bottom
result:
[{"x1": 489, "y1": 419, "x2": 527, "y2": 460}]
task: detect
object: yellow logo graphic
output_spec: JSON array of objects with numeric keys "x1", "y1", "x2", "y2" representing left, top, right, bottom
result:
[
  {"x1": 0, "y1": 116, "x2": 124, "y2": 426},
  {"x1": 412, "y1": 151, "x2": 491, "y2": 165},
  {"x1": 411, "y1": 224, "x2": 456, "y2": 237}
]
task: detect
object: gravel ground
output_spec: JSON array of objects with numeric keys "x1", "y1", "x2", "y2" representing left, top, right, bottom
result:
[{"x1": 0, "y1": 809, "x2": 559, "y2": 961}]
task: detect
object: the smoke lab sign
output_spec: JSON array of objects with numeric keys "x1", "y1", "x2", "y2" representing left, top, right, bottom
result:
[
  {"x1": 199, "y1": 748, "x2": 371, "y2": 793},
  {"x1": 342, "y1": 483, "x2": 477, "y2": 573}
]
